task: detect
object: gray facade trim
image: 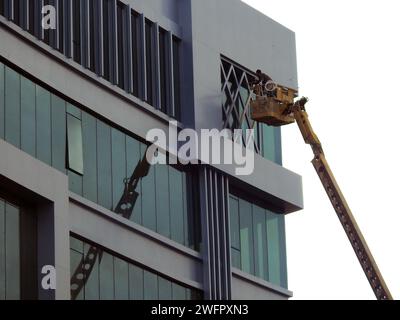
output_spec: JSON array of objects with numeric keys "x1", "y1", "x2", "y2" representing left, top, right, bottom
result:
[
  {"x1": 0, "y1": 139, "x2": 70, "y2": 300},
  {"x1": 200, "y1": 167, "x2": 231, "y2": 300},
  {"x1": 119, "y1": 0, "x2": 182, "y2": 38},
  {"x1": 232, "y1": 269, "x2": 293, "y2": 298},
  {"x1": 69, "y1": 194, "x2": 203, "y2": 291},
  {"x1": 69, "y1": 192, "x2": 202, "y2": 261}
]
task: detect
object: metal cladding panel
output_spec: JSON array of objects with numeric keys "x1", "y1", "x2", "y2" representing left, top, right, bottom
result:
[{"x1": 200, "y1": 167, "x2": 231, "y2": 300}]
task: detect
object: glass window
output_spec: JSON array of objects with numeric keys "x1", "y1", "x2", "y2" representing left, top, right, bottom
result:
[
  {"x1": 27, "y1": 0, "x2": 36, "y2": 36},
  {"x1": 2, "y1": 66, "x2": 200, "y2": 251},
  {"x1": 253, "y1": 206, "x2": 268, "y2": 280},
  {"x1": 117, "y1": 1, "x2": 125, "y2": 90},
  {"x1": 185, "y1": 173, "x2": 200, "y2": 251},
  {"x1": 173, "y1": 37, "x2": 181, "y2": 119},
  {"x1": 129, "y1": 264, "x2": 143, "y2": 300},
  {"x1": 145, "y1": 19, "x2": 154, "y2": 105},
  {"x1": 141, "y1": 144, "x2": 156, "y2": 231},
  {"x1": 82, "y1": 112, "x2": 98, "y2": 203},
  {"x1": 182, "y1": 174, "x2": 189, "y2": 246},
  {"x1": 99, "y1": 251, "x2": 114, "y2": 300},
  {"x1": 58, "y1": 0, "x2": 64, "y2": 54},
  {"x1": 158, "y1": 277, "x2": 172, "y2": 300},
  {"x1": 88, "y1": 0, "x2": 96, "y2": 72},
  {"x1": 70, "y1": 237, "x2": 84, "y2": 253},
  {"x1": 111, "y1": 129, "x2": 127, "y2": 212},
  {"x1": 277, "y1": 215, "x2": 287, "y2": 288},
  {"x1": 0, "y1": 0, "x2": 4, "y2": 16},
  {"x1": 143, "y1": 270, "x2": 158, "y2": 300},
  {"x1": 43, "y1": 0, "x2": 51, "y2": 45},
  {"x1": 0, "y1": 201, "x2": 20, "y2": 300},
  {"x1": 102, "y1": 0, "x2": 110, "y2": 81},
  {"x1": 96, "y1": 120, "x2": 112, "y2": 210},
  {"x1": 266, "y1": 212, "x2": 281, "y2": 285},
  {"x1": 239, "y1": 199, "x2": 254, "y2": 275},
  {"x1": 229, "y1": 196, "x2": 241, "y2": 269},
  {"x1": 159, "y1": 28, "x2": 168, "y2": 113},
  {"x1": 6, "y1": 0, "x2": 181, "y2": 120},
  {"x1": 36, "y1": 86, "x2": 52, "y2": 165},
  {"x1": 51, "y1": 94, "x2": 66, "y2": 173},
  {"x1": 67, "y1": 103, "x2": 82, "y2": 119},
  {"x1": 126, "y1": 136, "x2": 142, "y2": 224},
  {"x1": 20, "y1": 77, "x2": 35, "y2": 157},
  {"x1": 83, "y1": 243, "x2": 100, "y2": 300},
  {"x1": 72, "y1": 0, "x2": 81, "y2": 64},
  {"x1": 114, "y1": 257, "x2": 129, "y2": 300},
  {"x1": 0, "y1": 62, "x2": 4, "y2": 140},
  {"x1": 70, "y1": 236, "x2": 201, "y2": 300},
  {"x1": 221, "y1": 58, "x2": 283, "y2": 160},
  {"x1": 12, "y1": 0, "x2": 21, "y2": 26},
  {"x1": 172, "y1": 283, "x2": 186, "y2": 300},
  {"x1": 155, "y1": 164, "x2": 170, "y2": 238},
  {"x1": 5, "y1": 67, "x2": 21, "y2": 148},
  {"x1": 262, "y1": 125, "x2": 277, "y2": 162},
  {"x1": 169, "y1": 168, "x2": 185, "y2": 245},
  {"x1": 131, "y1": 10, "x2": 140, "y2": 97},
  {"x1": 229, "y1": 193, "x2": 287, "y2": 287},
  {"x1": 70, "y1": 249, "x2": 84, "y2": 300},
  {"x1": 67, "y1": 114, "x2": 84, "y2": 175}
]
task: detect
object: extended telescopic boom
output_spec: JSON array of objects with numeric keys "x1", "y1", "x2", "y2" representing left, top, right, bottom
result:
[
  {"x1": 250, "y1": 81, "x2": 392, "y2": 300},
  {"x1": 291, "y1": 98, "x2": 392, "y2": 300}
]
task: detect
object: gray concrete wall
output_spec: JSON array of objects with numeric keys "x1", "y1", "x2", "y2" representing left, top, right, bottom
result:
[
  {"x1": 122, "y1": 0, "x2": 181, "y2": 35},
  {"x1": 0, "y1": 140, "x2": 70, "y2": 299},
  {"x1": 185, "y1": 0, "x2": 298, "y2": 131}
]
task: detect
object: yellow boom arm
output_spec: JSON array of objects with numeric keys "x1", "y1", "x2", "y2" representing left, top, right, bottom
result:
[{"x1": 292, "y1": 98, "x2": 392, "y2": 300}]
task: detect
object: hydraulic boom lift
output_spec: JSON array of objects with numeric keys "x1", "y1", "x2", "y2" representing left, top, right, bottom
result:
[{"x1": 250, "y1": 72, "x2": 393, "y2": 300}]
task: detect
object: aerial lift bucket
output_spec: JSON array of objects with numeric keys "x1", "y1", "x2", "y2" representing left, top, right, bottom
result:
[{"x1": 250, "y1": 86, "x2": 297, "y2": 127}]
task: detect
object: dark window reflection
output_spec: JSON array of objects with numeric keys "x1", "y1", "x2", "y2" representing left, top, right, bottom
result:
[
  {"x1": 117, "y1": 1, "x2": 125, "y2": 89},
  {"x1": 159, "y1": 28, "x2": 168, "y2": 113},
  {"x1": 229, "y1": 194, "x2": 287, "y2": 288},
  {"x1": 72, "y1": 0, "x2": 81, "y2": 64},
  {"x1": 69, "y1": 236, "x2": 202, "y2": 300},
  {"x1": 0, "y1": 198, "x2": 37, "y2": 300},
  {"x1": 145, "y1": 19, "x2": 154, "y2": 105}
]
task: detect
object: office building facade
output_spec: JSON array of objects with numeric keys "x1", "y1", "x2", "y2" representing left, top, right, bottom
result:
[{"x1": 0, "y1": 0, "x2": 303, "y2": 300}]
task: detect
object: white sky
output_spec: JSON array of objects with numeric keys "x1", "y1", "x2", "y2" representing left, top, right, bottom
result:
[{"x1": 242, "y1": 0, "x2": 400, "y2": 300}]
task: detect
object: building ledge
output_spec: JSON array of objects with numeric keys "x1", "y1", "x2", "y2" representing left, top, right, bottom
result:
[
  {"x1": 69, "y1": 192, "x2": 203, "y2": 291},
  {"x1": 232, "y1": 268, "x2": 293, "y2": 299}
]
